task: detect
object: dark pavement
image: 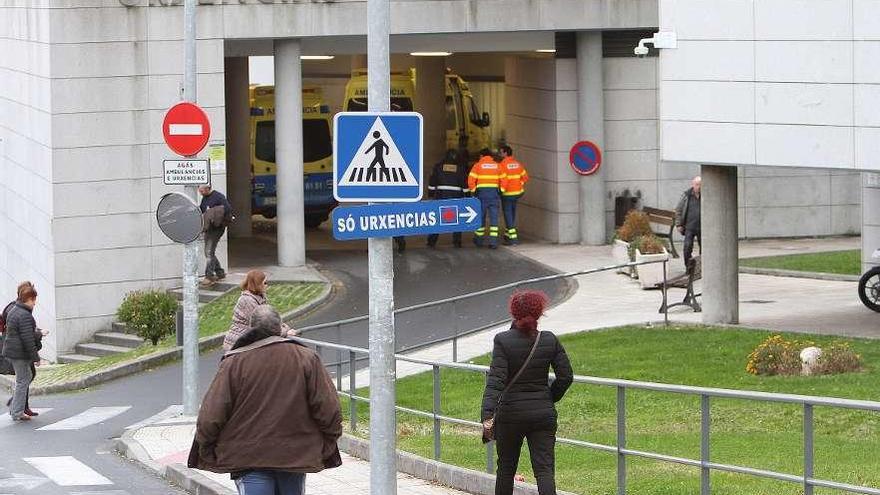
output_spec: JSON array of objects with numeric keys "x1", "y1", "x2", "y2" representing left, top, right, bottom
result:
[{"x1": 0, "y1": 240, "x2": 568, "y2": 494}]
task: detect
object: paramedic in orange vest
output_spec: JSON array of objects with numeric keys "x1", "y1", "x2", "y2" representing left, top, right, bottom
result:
[
  {"x1": 468, "y1": 148, "x2": 502, "y2": 249},
  {"x1": 499, "y1": 145, "x2": 529, "y2": 245}
]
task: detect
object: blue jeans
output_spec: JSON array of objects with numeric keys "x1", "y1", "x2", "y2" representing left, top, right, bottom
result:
[
  {"x1": 234, "y1": 470, "x2": 305, "y2": 495},
  {"x1": 474, "y1": 189, "x2": 500, "y2": 247}
]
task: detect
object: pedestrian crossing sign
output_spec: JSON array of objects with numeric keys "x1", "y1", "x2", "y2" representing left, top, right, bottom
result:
[{"x1": 333, "y1": 112, "x2": 423, "y2": 202}]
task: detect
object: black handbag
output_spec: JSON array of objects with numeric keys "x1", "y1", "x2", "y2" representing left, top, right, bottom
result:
[
  {"x1": 0, "y1": 336, "x2": 13, "y2": 375},
  {"x1": 482, "y1": 332, "x2": 542, "y2": 443}
]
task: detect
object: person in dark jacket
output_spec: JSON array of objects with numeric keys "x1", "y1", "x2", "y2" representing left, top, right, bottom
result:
[
  {"x1": 2, "y1": 285, "x2": 40, "y2": 421},
  {"x1": 3, "y1": 281, "x2": 45, "y2": 417},
  {"x1": 426, "y1": 149, "x2": 469, "y2": 248},
  {"x1": 482, "y1": 291, "x2": 573, "y2": 495},
  {"x1": 189, "y1": 305, "x2": 342, "y2": 495},
  {"x1": 199, "y1": 185, "x2": 234, "y2": 284},
  {"x1": 674, "y1": 176, "x2": 701, "y2": 269}
]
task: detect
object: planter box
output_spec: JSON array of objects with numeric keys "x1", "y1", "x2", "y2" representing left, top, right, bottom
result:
[
  {"x1": 635, "y1": 248, "x2": 670, "y2": 289},
  {"x1": 612, "y1": 239, "x2": 631, "y2": 274}
]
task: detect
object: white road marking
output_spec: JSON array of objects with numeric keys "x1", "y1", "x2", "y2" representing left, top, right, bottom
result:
[
  {"x1": 0, "y1": 409, "x2": 52, "y2": 429},
  {"x1": 22, "y1": 457, "x2": 112, "y2": 486},
  {"x1": 37, "y1": 406, "x2": 131, "y2": 431},
  {"x1": 168, "y1": 123, "x2": 203, "y2": 135},
  {"x1": 124, "y1": 405, "x2": 182, "y2": 430}
]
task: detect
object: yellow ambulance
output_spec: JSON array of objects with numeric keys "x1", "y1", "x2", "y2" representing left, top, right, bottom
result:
[{"x1": 249, "y1": 84, "x2": 336, "y2": 228}]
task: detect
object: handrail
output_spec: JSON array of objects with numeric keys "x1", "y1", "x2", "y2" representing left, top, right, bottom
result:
[{"x1": 293, "y1": 334, "x2": 880, "y2": 495}]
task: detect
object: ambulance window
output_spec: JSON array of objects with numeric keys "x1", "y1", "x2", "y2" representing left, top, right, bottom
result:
[
  {"x1": 255, "y1": 121, "x2": 275, "y2": 163},
  {"x1": 445, "y1": 96, "x2": 457, "y2": 130},
  {"x1": 303, "y1": 119, "x2": 332, "y2": 162},
  {"x1": 347, "y1": 98, "x2": 368, "y2": 112},
  {"x1": 390, "y1": 98, "x2": 413, "y2": 112},
  {"x1": 467, "y1": 96, "x2": 481, "y2": 125}
]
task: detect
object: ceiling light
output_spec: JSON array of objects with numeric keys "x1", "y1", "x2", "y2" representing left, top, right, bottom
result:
[
  {"x1": 535, "y1": 49, "x2": 556, "y2": 53},
  {"x1": 300, "y1": 55, "x2": 335, "y2": 60},
  {"x1": 410, "y1": 51, "x2": 452, "y2": 57}
]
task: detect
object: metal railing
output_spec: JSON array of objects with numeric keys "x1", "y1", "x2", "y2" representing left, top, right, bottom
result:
[
  {"x1": 294, "y1": 259, "x2": 672, "y2": 369},
  {"x1": 294, "y1": 334, "x2": 880, "y2": 495}
]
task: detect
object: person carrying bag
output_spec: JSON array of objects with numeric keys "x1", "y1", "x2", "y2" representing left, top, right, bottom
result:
[{"x1": 481, "y1": 291, "x2": 573, "y2": 495}]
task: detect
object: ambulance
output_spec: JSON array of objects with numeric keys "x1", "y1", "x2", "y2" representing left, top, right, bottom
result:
[
  {"x1": 343, "y1": 69, "x2": 491, "y2": 158},
  {"x1": 249, "y1": 84, "x2": 336, "y2": 228}
]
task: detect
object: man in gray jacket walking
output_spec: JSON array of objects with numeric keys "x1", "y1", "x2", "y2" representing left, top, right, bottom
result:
[{"x1": 675, "y1": 176, "x2": 701, "y2": 269}]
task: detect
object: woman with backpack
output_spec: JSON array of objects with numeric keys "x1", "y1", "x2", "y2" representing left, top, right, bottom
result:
[
  {"x1": 481, "y1": 291, "x2": 574, "y2": 495},
  {"x1": 2, "y1": 284, "x2": 43, "y2": 421}
]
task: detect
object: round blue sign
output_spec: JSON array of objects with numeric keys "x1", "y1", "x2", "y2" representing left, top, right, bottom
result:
[{"x1": 569, "y1": 141, "x2": 602, "y2": 176}]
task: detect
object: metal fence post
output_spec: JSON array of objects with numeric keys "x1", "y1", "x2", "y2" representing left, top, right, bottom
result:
[
  {"x1": 349, "y1": 350, "x2": 357, "y2": 432},
  {"x1": 336, "y1": 323, "x2": 343, "y2": 390},
  {"x1": 617, "y1": 386, "x2": 626, "y2": 495},
  {"x1": 432, "y1": 365, "x2": 442, "y2": 460},
  {"x1": 662, "y1": 259, "x2": 669, "y2": 327},
  {"x1": 701, "y1": 395, "x2": 711, "y2": 495},
  {"x1": 804, "y1": 403, "x2": 814, "y2": 495},
  {"x1": 451, "y1": 300, "x2": 459, "y2": 362}
]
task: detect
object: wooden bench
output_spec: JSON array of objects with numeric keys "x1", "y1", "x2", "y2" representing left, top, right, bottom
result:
[
  {"x1": 643, "y1": 206, "x2": 679, "y2": 258},
  {"x1": 658, "y1": 255, "x2": 701, "y2": 313}
]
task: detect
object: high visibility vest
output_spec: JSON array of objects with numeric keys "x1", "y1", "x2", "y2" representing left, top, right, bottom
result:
[
  {"x1": 499, "y1": 156, "x2": 528, "y2": 196},
  {"x1": 467, "y1": 156, "x2": 501, "y2": 192}
]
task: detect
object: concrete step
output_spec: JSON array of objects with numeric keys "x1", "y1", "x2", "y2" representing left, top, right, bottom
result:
[
  {"x1": 75, "y1": 342, "x2": 132, "y2": 358},
  {"x1": 170, "y1": 287, "x2": 227, "y2": 303},
  {"x1": 111, "y1": 321, "x2": 137, "y2": 335},
  {"x1": 93, "y1": 331, "x2": 144, "y2": 349},
  {"x1": 57, "y1": 353, "x2": 99, "y2": 364}
]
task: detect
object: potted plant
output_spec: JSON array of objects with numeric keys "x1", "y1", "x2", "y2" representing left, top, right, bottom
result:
[
  {"x1": 613, "y1": 210, "x2": 652, "y2": 274},
  {"x1": 634, "y1": 234, "x2": 670, "y2": 289}
]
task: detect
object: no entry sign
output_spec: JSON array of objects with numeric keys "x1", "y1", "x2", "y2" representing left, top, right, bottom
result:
[
  {"x1": 569, "y1": 140, "x2": 602, "y2": 176},
  {"x1": 163, "y1": 102, "x2": 211, "y2": 157}
]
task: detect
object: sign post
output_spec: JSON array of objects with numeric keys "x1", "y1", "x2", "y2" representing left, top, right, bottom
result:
[
  {"x1": 367, "y1": 0, "x2": 396, "y2": 491},
  {"x1": 181, "y1": 0, "x2": 200, "y2": 418}
]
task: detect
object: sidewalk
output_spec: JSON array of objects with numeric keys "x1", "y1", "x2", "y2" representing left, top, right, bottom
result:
[{"x1": 118, "y1": 418, "x2": 471, "y2": 495}]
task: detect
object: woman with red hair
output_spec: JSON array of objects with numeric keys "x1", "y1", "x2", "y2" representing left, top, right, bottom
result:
[{"x1": 481, "y1": 290, "x2": 573, "y2": 495}]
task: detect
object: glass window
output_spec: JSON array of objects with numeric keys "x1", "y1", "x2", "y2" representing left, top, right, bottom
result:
[
  {"x1": 346, "y1": 97, "x2": 413, "y2": 112},
  {"x1": 347, "y1": 98, "x2": 368, "y2": 112},
  {"x1": 445, "y1": 96, "x2": 457, "y2": 130},
  {"x1": 303, "y1": 119, "x2": 332, "y2": 163},
  {"x1": 255, "y1": 121, "x2": 275, "y2": 163},
  {"x1": 467, "y1": 95, "x2": 482, "y2": 125}
]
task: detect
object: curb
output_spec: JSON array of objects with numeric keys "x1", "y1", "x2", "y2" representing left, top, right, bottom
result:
[
  {"x1": 114, "y1": 430, "x2": 234, "y2": 495},
  {"x1": 1, "y1": 282, "x2": 333, "y2": 395},
  {"x1": 739, "y1": 266, "x2": 859, "y2": 282},
  {"x1": 337, "y1": 435, "x2": 578, "y2": 495}
]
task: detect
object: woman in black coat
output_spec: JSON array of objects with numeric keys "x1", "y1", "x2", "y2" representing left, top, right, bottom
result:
[{"x1": 481, "y1": 290, "x2": 573, "y2": 495}]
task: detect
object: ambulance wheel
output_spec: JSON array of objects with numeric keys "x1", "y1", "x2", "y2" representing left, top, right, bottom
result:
[
  {"x1": 305, "y1": 214, "x2": 324, "y2": 229},
  {"x1": 262, "y1": 208, "x2": 277, "y2": 219}
]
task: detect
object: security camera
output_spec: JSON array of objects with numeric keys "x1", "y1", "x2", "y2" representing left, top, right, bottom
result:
[
  {"x1": 634, "y1": 31, "x2": 678, "y2": 57},
  {"x1": 634, "y1": 45, "x2": 650, "y2": 57}
]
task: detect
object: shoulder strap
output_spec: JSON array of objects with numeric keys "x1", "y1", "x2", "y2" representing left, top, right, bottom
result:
[
  {"x1": 496, "y1": 332, "x2": 542, "y2": 406},
  {"x1": 223, "y1": 335, "x2": 290, "y2": 359}
]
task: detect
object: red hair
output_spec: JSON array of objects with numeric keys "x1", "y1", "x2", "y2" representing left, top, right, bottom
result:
[{"x1": 509, "y1": 290, "x2": 548, "y2": 338}]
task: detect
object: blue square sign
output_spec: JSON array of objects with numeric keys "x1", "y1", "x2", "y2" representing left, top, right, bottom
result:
[{"x1": 333, "y1": 112, "x2": 423, "y2": 202}]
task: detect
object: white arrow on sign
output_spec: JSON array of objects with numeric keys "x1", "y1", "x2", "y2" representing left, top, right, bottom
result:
[
  {"x1": 459, "y1": 205, "x2": 478, "y2": 224},
  {"x1": 0, "y1": 474, "x2": 50, "y2": 490}
]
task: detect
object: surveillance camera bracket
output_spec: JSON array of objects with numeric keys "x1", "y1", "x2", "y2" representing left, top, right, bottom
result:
[{"x1": 635, "y1": 31, "x2": 678, "y2": 55}]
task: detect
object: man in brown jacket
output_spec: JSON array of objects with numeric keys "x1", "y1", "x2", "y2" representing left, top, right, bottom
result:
[{"x1": 189, "y1": 305, "x2": 342, "y2": 495}]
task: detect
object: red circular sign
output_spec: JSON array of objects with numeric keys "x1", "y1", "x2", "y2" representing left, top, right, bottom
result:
[
  {"x1": 162, "y1": 102, "x2": 211, "y2": 157},
  {"x1": 569, "y1": 141, "x2": 602, "y2": 176}
]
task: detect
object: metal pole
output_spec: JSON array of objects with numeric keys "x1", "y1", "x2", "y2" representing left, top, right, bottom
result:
[
  {"x1": 367, "y1": 0, "x2": 396, "y2": 492},
  {"x1": 182, "y1": 0, "x2": 200, "y2": 417},
  {"x1": 432, "y1": 365, "x2": 441, "y2": 461},
  {"x1": 617, "y1": 386, "x2": 626, "y2": 495},
  {"x1": 804, "y1": 404, "x2": 814, "y2": 495},
  {"x1": 350, "y1": 350, "x2": 358, "y2": 433},
  {"x1": 701, "y1": 395, "x2": 711, "y2": 495},
  {"x1": 662, "y1": 260, "x2": 669, "y2": 327}
]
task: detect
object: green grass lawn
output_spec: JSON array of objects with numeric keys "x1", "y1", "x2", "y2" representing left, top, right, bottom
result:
[
  {"x1": 740, "y1": 249, "x2": 860, "y2": 276},
  {"x1": 33, "y1": 282, "x2": 325, "y2": 388},
  {"x1": 342, "y1": 325, "x2": 880, "y2": 495}
]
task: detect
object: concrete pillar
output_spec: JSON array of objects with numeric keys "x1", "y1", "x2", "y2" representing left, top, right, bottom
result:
[
  {"x1": 862, "y1": 173, "x2": 880, "y2": 272},
  {"x1": 274, "y1": 39, "x2": 306, "y2": 267},
  {"x1": 224, "y1": 57, "x2": 252, "y2": 238},
  {"x1": 702, "y1": 165, "x2": 739, "y2": 324},
  {"x1": 414, "y1": 57, "x2": 446, "y2": 176},
  {"x1": 576, "y1": 31, "x2": 606, "y2": 245}
]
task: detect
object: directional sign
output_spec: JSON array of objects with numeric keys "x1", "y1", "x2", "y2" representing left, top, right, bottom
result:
[
  {"x1": 163, "y1": 102, "x2": 211, "y2": 157},
  {"x1": 332, "y1": 198, "x2": 481, "y2": 240},
  {"x1": 163, "y1": 159, "x2": 210, "y2": 185},
  {"x1": 569, "y1": 140, "x2": 602, "y2": 176},
  {"x1": 333, "y1": 112, "x2": 423, "y2": 202}
]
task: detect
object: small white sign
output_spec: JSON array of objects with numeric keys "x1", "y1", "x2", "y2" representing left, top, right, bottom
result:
[{"x1": 163, "y1": 159, "x2": 210, "y2": 185}]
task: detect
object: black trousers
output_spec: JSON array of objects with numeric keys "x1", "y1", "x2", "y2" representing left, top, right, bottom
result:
[
  {"x1": 683, "y1": 229, "x2": 701, "y2": 268},
  {"x1": 494, "y1": 422, "x2": 557, "y2": 495}
]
